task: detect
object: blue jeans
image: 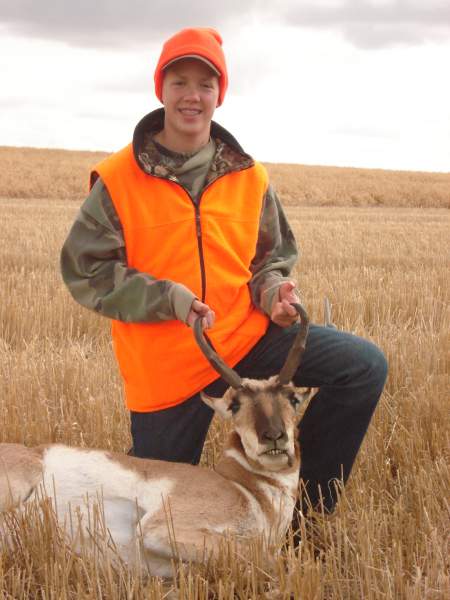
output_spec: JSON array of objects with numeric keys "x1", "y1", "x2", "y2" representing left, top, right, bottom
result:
[{"x1": 131, "y1": 322, "x2": 388, "y2": 513}]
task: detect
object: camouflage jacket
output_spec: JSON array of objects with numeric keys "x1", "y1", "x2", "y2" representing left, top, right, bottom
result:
[{"x1": 60, "y1": 108, "x2": 298, "y2": 325}]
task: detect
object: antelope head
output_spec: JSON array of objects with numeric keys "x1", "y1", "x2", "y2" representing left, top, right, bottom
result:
[{"x1": 194, "y1": 304, "x2": 310, "y2": 471}]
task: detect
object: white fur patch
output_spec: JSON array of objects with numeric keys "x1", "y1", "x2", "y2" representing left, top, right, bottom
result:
[
  {"x1": 37, "y1": 446, "x2": 175, "y2": 553},
  {"x1": 257, "y1": 480, "x2": 296, "y2": 537},
  {"x1": 266, "y1": 469, "x2": 299, "y2": 490}
]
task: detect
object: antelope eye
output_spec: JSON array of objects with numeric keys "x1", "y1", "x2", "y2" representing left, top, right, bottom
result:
[
  {"x1": 288, "y1": 393, "x2": 300, "y2": 408},
  {"x1": 229, "y1": 398, "x2": 241, "y2": 415}
]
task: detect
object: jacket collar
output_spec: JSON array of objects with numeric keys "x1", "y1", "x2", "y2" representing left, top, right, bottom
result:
[{"x1": 132, "y1": 108, "x2": 254, "y2": 182}]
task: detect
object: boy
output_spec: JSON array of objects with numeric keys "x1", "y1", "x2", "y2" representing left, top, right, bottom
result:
[{"x1": 61, "y1": 27, "x2": 387, "y2": 517}]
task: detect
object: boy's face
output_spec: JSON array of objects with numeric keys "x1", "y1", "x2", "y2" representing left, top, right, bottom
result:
[{"x1": 161, "y1": 58, "x2": 220, "y2": 148}]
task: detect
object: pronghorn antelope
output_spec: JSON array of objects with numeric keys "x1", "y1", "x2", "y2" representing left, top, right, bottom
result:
[{"x1": 0, "y1": 304, "x2": 310, "y2": 577}]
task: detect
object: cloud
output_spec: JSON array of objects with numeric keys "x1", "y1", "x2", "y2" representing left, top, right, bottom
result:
[
  {"x1": 330, "y1": 123, "x2": 398, "y2": 139},
  {"x1": 0, "y1": 0, "x2": 449, "y2": 51},
  {"x1": 0, "y1": 95, "x2": 31, "y2": 108},
  {"x1": 281, "y1": 0, "x2": 450, "y2": 49},
  {"x1": 95, "y1": 72, "x2": 151, "y2": 94},
  {"x1": 0, "y1": 94, "x2": 59, "y2": 109},
  {"x1": 0, "y1": 0, "x2": 254, "y2": 48},
  {"x1": 75, "y1": 110, "x2": 131, "y2": 121}
]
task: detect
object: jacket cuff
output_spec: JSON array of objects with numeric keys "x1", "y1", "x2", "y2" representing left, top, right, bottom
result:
[{"x1": 168, "y1": 283, "x2": 197, "y2": 324}]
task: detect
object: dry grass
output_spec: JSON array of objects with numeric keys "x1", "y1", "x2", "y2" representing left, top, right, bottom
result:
[
  {"x1": 0, "y1": 147, "x2": 107, "y2": 202},
  {"x1": 1, "y1": 145, "x2": 449, "y2": 208},
  {"x1": 268, "y1": 164, "x2": 450, "y2": 208},
  {"x1": 0, "y1": 196, "x2": 449, "y2": 599}
]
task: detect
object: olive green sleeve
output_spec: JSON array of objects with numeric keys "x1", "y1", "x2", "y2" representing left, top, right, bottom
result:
[
  {"x1": 60, "y1": 178, "x2": 196, "y2": 323},
  {"x1": 249, "y1": 185, "x2": 299, "y2": 316}
]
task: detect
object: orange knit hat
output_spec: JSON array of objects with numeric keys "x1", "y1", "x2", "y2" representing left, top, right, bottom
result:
[{"x1": 154, "y1": 28, "x2": 228, "y2": 106}]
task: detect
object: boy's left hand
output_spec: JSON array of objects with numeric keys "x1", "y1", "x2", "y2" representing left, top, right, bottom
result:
[{"x1": 270, "y1": 281, "x2": 300, "y2": 327}]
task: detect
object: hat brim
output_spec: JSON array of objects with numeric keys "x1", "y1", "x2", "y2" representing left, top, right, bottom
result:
[{"x1": 163, "y1": 55, "x2": 220, "y2": 76}]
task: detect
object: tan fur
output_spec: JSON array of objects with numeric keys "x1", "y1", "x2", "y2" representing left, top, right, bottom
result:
[{"x1": 0, "y1": 444, "x2": 44, "y2": 510}]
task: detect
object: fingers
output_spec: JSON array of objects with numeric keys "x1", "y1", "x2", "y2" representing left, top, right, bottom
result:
[
  {"x1": 191, "y1": 299, "x2": 205, "y2": 313},
  {"x1": 281, "y1": 299, "x2": 298, "y2": 316},
  {"x1": 270, "y1": 294, "x2": 300, "y2": 328},
  {"x1": 188, "y1": 300, "x2": 215, "y2": 329},
  {"x1": 202, "y1": 309, "x2": 215, "y2": 329}
]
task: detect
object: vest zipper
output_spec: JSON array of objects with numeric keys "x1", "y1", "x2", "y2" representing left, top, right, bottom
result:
[
  {"x1": 194, "y1": 205, "x2": 207, "y2": 302},
  {"x1": 192, "y1": 171, "x2": 245, "y2": 304},
  {"x1": 191, "y1": 171, "x2": 245, "y2": 303},
  {"x1": 164, "y1": 182, "x2": 207, "y2": 303}
]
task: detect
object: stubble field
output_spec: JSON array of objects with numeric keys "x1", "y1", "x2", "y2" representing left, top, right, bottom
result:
[{"x1": 0, "y1": 156, "x2": 449, "y2": 599}]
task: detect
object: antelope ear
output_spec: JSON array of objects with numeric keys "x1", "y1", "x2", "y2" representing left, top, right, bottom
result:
[
  {"x1": 200, "y1": 388, "x2": 235, "y2": 420},
  {"x1": 294, "y1": 388, "x2": 316, "y2": 413}
]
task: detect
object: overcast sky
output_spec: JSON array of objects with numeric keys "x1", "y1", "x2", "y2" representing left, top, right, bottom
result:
[{"x1": 1, "y1": 0, "x2": 449, "y2": 171}]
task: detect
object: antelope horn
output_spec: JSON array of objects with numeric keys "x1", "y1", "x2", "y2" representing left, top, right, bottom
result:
[
  {"x1": 277, "y1": 303, "x2": 310, "y2": 385},
  {"x1": 194, "y1": 318, "x2": 242, "y2": 389}
]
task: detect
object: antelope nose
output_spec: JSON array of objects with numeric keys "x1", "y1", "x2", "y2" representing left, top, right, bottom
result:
[{"x1": 262, "y1": 429, "x2": 286, "y2": 442}]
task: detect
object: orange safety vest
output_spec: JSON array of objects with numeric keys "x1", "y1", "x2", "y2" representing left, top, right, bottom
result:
[{"x1": 92, "y1": 144, "x2": 270, "y2": 411}]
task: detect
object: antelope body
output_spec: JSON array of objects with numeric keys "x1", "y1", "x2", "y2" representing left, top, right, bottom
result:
[{"x1": 0, "y1": 305, "x2": 310, "y2": 577}]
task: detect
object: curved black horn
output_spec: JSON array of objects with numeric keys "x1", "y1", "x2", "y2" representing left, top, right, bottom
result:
[
  {"x1": 277, "y1": 303, "x2": 310, "y2": 385},
  {"x1": 193, "y1": 318, "x2": 242, "y2": 389}
]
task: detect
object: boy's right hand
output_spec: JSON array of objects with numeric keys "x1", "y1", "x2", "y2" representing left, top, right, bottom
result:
[{"x1": 186, "y1": 299, "x2": 215, "y2": 330}]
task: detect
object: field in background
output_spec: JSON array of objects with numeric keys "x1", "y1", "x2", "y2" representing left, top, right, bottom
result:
[
  {"x1": 0, "y1": 192, "x2": 448, "y2": 598},
  {"x1": 1, "y1": 145, "x2": 450, "y2": 208}
]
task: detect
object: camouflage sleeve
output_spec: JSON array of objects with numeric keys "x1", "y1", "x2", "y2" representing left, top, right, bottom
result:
[
  {"x1": 249, "y1": 185, "x2": 299, "y2": 316},
  {"x1": 60, "y1": 178, "x2": 196, "y2": 323}
]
